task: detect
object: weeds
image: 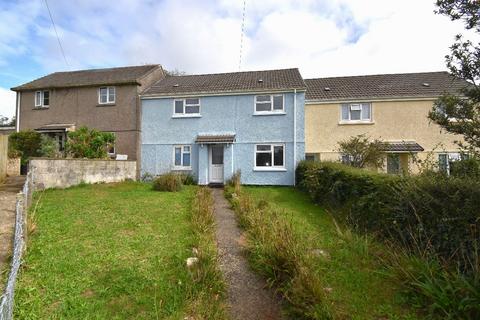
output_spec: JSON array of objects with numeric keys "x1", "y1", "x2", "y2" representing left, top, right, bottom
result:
[
  {"x1": 225, "y1": 183, "x2": 332, "y2": 319},
  {"x1": 152, "y1": 172, "x2": 183, "y2": 192},
  {"x1": 187, "y1": 187, "x2": 227, "y2": 319}
]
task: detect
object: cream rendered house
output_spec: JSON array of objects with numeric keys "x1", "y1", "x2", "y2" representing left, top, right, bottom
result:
[{"x1": 304, "y1": 72, "x2": 469, "y2": 174}]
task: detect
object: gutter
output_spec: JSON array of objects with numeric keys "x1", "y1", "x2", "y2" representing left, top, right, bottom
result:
[{"x1": 305, "y1": 96, "x2": 440, "y2": 104}]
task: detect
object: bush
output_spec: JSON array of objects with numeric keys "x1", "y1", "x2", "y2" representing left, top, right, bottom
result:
[
  {"x1": 179, "y1": 173, "x2": 197, "y2": 185},
  {"x1": 8, "y1": 130, "x2": 42, "y2": 164},
  {"x1": 450, "y1": 157, "x2": 480, "y2": 179},
  {"x1": 152, "y1": 173, "x2": 183, "y2": 192},
  {"x1": 66, "y1": 126, "x2": 115, "y2": 159},
  {"x1": 296, "y1": 160, "x2": 480, "y2": 317}
]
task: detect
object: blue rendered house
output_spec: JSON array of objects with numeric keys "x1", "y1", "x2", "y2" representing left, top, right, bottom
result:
[{"x1": 140, "y1": 68, "x2": 306, "y2": 185}]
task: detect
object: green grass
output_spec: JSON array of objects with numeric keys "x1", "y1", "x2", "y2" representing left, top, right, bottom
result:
[
  {"x1": 14, "y1": 181, "x2": 222, "y2": 319},
  {"x1": 242, "y1": 186, "x2": 419, "y2": 320}
]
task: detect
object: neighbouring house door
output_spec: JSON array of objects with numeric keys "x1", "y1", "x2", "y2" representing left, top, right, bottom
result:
[{"x1": 209, "y1": 145, "x2": 224, "y2": 183}]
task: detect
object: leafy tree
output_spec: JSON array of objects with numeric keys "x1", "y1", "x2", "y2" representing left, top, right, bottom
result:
[
  {"x1": 429, "y1": 0, "x2": 480, "y2": 155},
  {"x1": 8, "y1": 130, "x2": 43, "y2": 164},
  {"x1": 66, "y1": 126, "x2": 115, "y2": 159},
  {"x1": 39, "y1": 135, "x2": 60, "y2": 158},
  {"x1": 337, "y1": 134, "x2": 385, "y2": 169}
]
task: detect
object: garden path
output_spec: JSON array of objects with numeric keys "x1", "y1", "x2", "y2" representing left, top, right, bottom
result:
[
  {"x1": 0, "y1": 176, "x2": 25, "y2": 276},
  {"x1": 211, "y1": 188, "x2": 284, "y2": 320}
]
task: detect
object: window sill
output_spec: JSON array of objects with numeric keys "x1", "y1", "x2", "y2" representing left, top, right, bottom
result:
[
  {"x1": 253, "y1": 167, "x2": 287, "y2": 172},
  {"x1": 253, "y1": 111, "x2": 286, "y2": 116},
  {"x1": 172, "y1": 166, "x2": 192, "y2": 171},
  {"x1": 338, "y1": 121, "x2": 374, "y2": 125},
  {"x1": 97, "y1": 103, "x2": 116, "y2": 107},
  {"x1": 172, "y1": 114, "x2": 202, "y2": 118},
  {"x1": 32, "y1": 107, "x2": 49, "y2": 110}
]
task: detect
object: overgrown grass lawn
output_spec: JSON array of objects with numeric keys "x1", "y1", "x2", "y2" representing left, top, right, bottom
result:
[
  {"x1": 243, "y1": 186, "x2": 418, "y2": 320},
  {"x1": 15, "y1": 182, "x2": 202, "y2": 319}
]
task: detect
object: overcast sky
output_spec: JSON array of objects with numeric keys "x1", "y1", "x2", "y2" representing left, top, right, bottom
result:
[{"x1": 0, "y1": 0, "x2": 475, "y2": 118}]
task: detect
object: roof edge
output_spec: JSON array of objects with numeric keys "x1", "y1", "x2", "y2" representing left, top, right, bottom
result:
[{"x1": 141, "y1": 87, "x2": 307, "y2": 99}]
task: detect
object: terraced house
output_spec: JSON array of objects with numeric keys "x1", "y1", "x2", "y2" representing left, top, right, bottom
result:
[
  {"x1": 304, "y1": 72, "x2": 469, "y2": 174},
  {"x1": 11, "y1": 65, "x2": 165, "y2": 160},
  {"x1": 140, "y1": 69, "x2": 306, "y2": 185}
]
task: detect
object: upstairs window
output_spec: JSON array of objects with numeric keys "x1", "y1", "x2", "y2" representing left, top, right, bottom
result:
[
  {"x1": 255, "y1": 94, "x2": 284, "y2": 113},
  {"x1": 174, "y1": 145, "x2": 191, "y2": 168},
  {"x1": 35, "y1": 90, "x2": 50, "y2": 107},
  {"x1": 99, "y1": 87, "x2": 115, "y2": 104},
  {"x1": 341, "y1": 103, "x2": 371, "y2": 122},
  {"x1": 255, "y1": 144, "x2": 284, "y2": 169},
  {"x1": 174, "y1": 98, "x2": 200, "y2": 116}
]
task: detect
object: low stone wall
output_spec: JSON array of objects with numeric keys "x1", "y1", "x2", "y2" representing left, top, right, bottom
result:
[
  {"x1": 29, "y1": 158, "x2": 137, "y2": 190},
  {"x1": 7, "y1": 158, "x2": 20, "y2": 176}
]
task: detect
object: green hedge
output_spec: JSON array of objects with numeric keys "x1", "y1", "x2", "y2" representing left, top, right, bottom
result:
[{"x1": 296, "y1": 161, "x2": 480, "y2": 273}]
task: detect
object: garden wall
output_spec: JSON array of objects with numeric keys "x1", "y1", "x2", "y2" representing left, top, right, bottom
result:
[
  {"x1": 29, "y1": 158, "x2": 136, "y2": 190},
  {"x1": 0, "y1": 135, "x2": 7, "y2": 182},
  {"x1": 7, "y1": 158, "x2": 20, "y2": 176}
]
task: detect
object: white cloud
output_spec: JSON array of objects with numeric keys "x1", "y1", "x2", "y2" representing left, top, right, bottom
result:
[{"x1": 0, "y1": 87, "x2": 16, "y2": 119}]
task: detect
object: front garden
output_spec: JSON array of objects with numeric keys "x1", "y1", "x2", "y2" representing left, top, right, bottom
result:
[{"x1": 14, "y1": 182, "x2": 225, "y2": 319}]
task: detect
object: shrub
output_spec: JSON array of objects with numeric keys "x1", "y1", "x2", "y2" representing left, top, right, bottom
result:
[
  {"x1": 179, "y1": 173, "x2": 197, "y2": 185},
  {"x1": 152, "y1": 173, "x2": 183, "y2": 192},
  {"x1": 337, "y1": 134, "x2": 385, "y2": 169},
  {"x1": 65, "y1": 126, "x2": 115, "y2": 159},
  {"x1": 450, "y1": 157, "x2": 480, "y2": 179},
  {"x1": 8, "y1": 130, "x2": 42, "y2": 164},
  {"x1": 296, "y1": 160, "x2": 480, "y2": 317}
]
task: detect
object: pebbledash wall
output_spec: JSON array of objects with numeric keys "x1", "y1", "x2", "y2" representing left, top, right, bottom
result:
[
  {"x1": 141, "y1": 92, "x2": 305, "y2": 185},
  {"x1": 29, "y1": 158, "x2": 136, "y2": 190}
]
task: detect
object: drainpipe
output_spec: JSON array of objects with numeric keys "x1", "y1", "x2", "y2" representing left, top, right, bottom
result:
[
  {"x1": 293, "y1": 89, "x2": 297, "y2": 186},
  {"x1": 16, "y1": 92, "x2": 21, "y2": 132}
]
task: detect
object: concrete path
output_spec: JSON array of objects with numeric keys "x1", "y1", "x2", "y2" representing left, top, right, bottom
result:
[
  {"x1": 211, "y1": 188, "x2": 284, "y2": 320},
  {"x1": 0, "y1": 176, "x2": 25, "y2": 274}
]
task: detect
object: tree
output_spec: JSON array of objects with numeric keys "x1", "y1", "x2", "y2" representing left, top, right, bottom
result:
[
  {"x1": 66, "y1": 126, "x2": 115, "y2": 159},
  {"x1": 337, "y1": 134, "x2": 385, "y2": 169},
  {"x1": 164, "y1": 68, "x2": 186, "y2": 76},
  {"x1": 429, "y1": 0, "x2": 480, "y2": 155}
]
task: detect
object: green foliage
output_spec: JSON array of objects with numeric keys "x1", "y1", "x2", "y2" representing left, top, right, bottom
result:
[
  {"x1": 430, "y1": 0, "x2": 480, "y2": 155},
  {"x1": 8, "y1": 130, "x2": 42, "y2": 164},
  {"x1": 38, "y1": 135, "x2": 58, "y2": 158},
  {"x1": 296, "y1": 160, "x2": 480, "y2": 317},
  {"x1": 188, "y1": 188, "x2": 226, "y2": 318},
  {"x1": 65, "y1": 126, "x2": 115, "y2": 159},
  {"x1": 337, "y1": 134, "x2": 385, "y2": 169},
  {"x1": 179, "y1": 173, "x2": 197, "y2": 185},
  {"x1": 226, "y1": 185, "x2": 332, "y2": 319},
  {"x1": 152, "y1": 173, "x2": 183, "y2": 192},
  {"x1": 450, "y1": 157, "x2": 480, "y2": 178},
  {"x1": 14, "y1": 182, "x2": 223, "y2": 319}
]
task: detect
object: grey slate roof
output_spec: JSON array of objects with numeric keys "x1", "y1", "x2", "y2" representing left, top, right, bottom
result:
[
  {"x1": 381, "y1": 141, "x2": 424, "y2": 153},
  {"x1": 143, "y1": 68, "x2": 306, "y2": 96},
  {"x1": 305, "y1": 72, "x2": 470, "y2": 101},
  {"x1": 12, "y1": 65, "x2": 161, "y2": 91}
]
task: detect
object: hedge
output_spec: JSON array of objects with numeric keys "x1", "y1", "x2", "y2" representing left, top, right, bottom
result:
[{"x1": 296, "y1": 161, "x2": 480, "y2": 274}]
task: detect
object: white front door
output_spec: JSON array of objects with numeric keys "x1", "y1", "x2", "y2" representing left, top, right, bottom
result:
[{"x1": 209, "y1": 145, "x2": 224, "y2": 183}]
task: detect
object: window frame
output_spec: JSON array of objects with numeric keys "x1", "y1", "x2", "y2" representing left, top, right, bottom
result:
[
  {"x1": 34, "y1": 90, "x2": 50, "y2": 108},
  {"x1": 98, "y1": 86, "x2": 116, "y2": 105},
  {"x1": 340, "y1": 103, "x2": 372, "y2": 123},
  {"x1": 173, "y1": 144, "x2": 192, "y2": 170},
  {"x1": 254, "y1": 143, "x2": 286, "y2": 171},
  {"x1": 172, "y1": 98, "x2": 201, "y2": 117},
  {"x1": 107, "y1": 132, "x2": 116, "y2": 157},
  {"x1": 254, "y1": 94, "x2": 285, "y2": 114}
]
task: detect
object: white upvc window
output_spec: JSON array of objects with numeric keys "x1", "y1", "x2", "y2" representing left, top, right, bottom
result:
[
  {"x1": 173, "y1": 98, "x2": 201, "y2": 116},
  {"x1": 35, "y1": 90, "x2": 50, "y2": 107},
  {"x1": 173, "y1": 145, "x2": 191, "y2": 169},
  {"x1": 255, "y1": 144, "x2": 285, "y2": 169},
  {"x1": 340, "y1": 103, "x2": 372, "y2": 122},
  {"x1": 254, "y1": 94, "x2": 284, "y2": 114},
  {"x1": 98, "y1": 86, "x2": 115, "y2": 104}
]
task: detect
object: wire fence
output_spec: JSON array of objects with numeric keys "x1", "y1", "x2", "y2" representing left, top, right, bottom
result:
[{"x1": 0, "y1": 171, "x2": 33, "y2": 320}]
